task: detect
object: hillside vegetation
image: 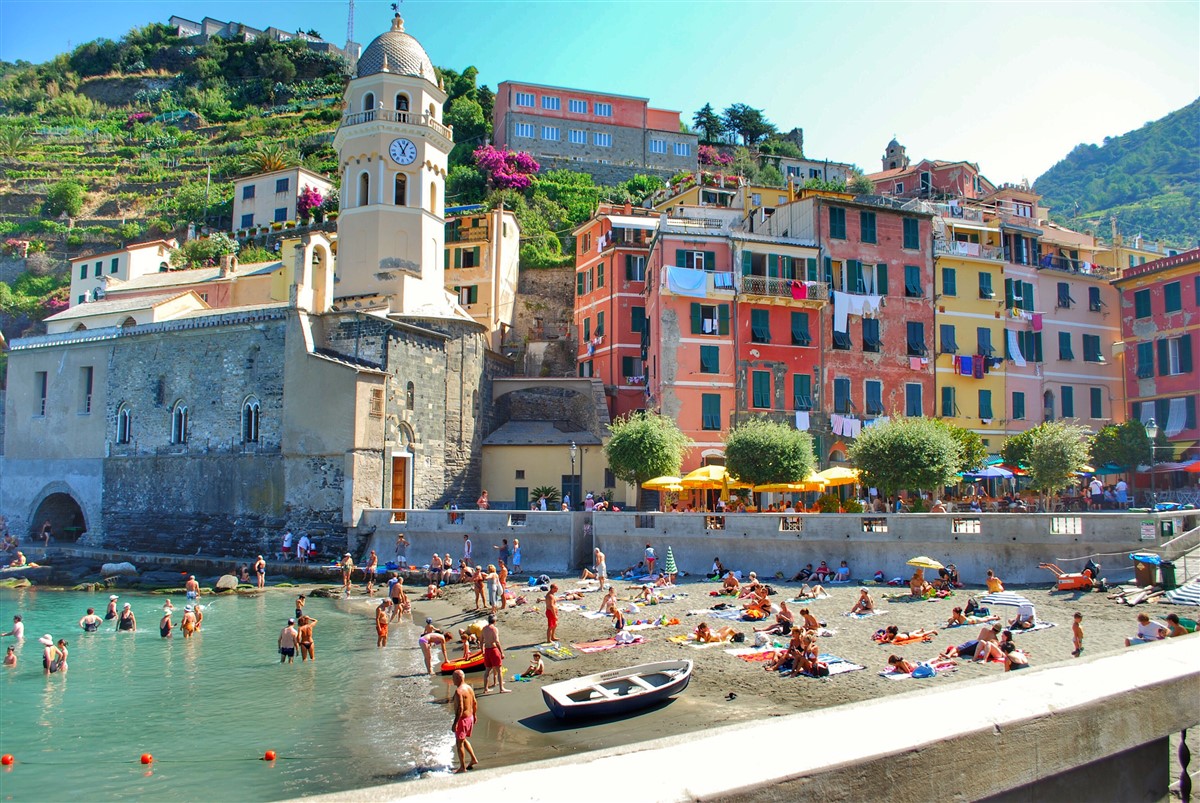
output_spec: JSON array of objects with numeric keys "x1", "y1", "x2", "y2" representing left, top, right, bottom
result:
[{"x1": 1034, "y1": 98, "x2": 1199, "y2": 248}]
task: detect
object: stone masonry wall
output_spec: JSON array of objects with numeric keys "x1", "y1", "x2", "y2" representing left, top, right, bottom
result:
[{"x1": 513, "y1": 267, "x2": 577, "y2": 377}]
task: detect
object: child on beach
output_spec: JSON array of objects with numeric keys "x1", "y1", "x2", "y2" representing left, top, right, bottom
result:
[
  {"x1": 524, "y1": 651, "x2": 544, "y2": 677},
  {"x1": 1071, "y1": 611, "x2": 1084, "y2": 657}
]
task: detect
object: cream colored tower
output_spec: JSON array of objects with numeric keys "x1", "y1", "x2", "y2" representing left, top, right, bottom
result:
[{"x1": 332, "y1": 14, "x2": 454, "y2": 313}]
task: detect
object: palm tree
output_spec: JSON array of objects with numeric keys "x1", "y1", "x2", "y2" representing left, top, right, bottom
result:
[
  {"x1": 0, "y1": 128, "x2": 29, "y2": 159},
  {"x1": 244, "y1": 144, "x2": 294, "y2": 174}
]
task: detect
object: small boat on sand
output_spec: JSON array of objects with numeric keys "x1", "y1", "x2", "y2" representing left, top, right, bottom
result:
[{"x1": 541, "y1": 659, "x2": 693, "y2": 720}]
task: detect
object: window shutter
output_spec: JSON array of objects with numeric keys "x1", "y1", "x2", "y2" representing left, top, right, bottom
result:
[
  {"x1": 806, "y1": 258, "x2": 817, "y2": 282},
  {"x1": 690, "y1": 302, "x2": 702, "y2": 334},
  {"x1": 876, "y1": 264, "x2": 888, "y2": 295},
  {"x1": 444, "y1": 249, "x2": 450, "y2": 269},
  {"x1": 1181, "y1": 333, "x2": 1194, "y2": 374},
  {"x1": 848, "y1": 260, "x2": 862, "y2": 293},
  {"x1": 625, "y1": 254, "x2": 634, "y2": 280},
  {"x1": 1005, "y1": 278, "x2": 1014, "y2": 308},
  {"x1": 1034, "y1": 332, "x2": 1043, "y2": 363},
  {"x1": 576, "y1": 272, "x2": 585, "y2": 296},
  {"x1": 741, "y1": 250, "x2": 753, "y2": 275},
  {"x1": 718, "y1": 304, "x2": 730, "y2": 335},
  {"x1": 473, "y1": 246, "x2": 480, "y2": 265},
  {"x1": 1022, "y1": 282, "x2": 1034, "y2": 312},
  {"x1": 767, "y1": 254, "x2": 779, "y2": 278},
  {"x1": 676, "y1": 249, "x2": 686, "y2": 267},
  {"x1": 453, "y1": 248, "x2": 462, "y2": 268},
  {"x1": 704, "y1": 251, "x2": 715, "y2": 271},
  {"x1": 823, "y1": 257, "x2": 833, "y2": 287},
  {"x1": 1157, "y1": 338, "x2": 1169, "y2": 376}
]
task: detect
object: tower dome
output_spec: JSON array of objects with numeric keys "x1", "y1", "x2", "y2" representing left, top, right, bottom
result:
[{"x1": 356, "y1": 14, "x2": 436, "y2": 82}]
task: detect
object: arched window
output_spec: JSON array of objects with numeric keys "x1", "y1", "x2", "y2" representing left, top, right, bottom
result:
[
  {"x1": 242, "y1": 396, "x2": 261, "y2": 444},
  {"x1": 394, "y1": 173, "x2": 407, "y2": 206},
  {"x1": 363, "y1": 92, "x2": 376, "y2": 115},
  {"x1": 357, "y1": 172, "x2": 371, "y2": 206},
  {"x1": 159, "y1": 262, "x2": 169, "y2": 272},
  {"x1": 171, "y1": 400, "x2": 189, "y2": 445},
  {"x1": 120, "y1": 317, "x2": 136, "y2": 328},
  {"x1": 395, "y1": 93, "x2": 409, "y2": 112},
  {"x1": 406, "y1": 381, "x2": 415, "y2": 409},
  {"x1": 428, "y1": 102, "x2": 436, "y2": 120},
  {"x1": 1043, "y1": 391, "x2": 1055, "y2": 422},
  {"x1": 116, "y1": 404, "x2": 132, "y2": 445},
  {"x1": 429, "y1": 182, "x2": 437, "y2": 214}
]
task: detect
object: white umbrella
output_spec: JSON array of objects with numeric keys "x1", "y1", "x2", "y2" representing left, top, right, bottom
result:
[
  {"x1": 980, "y1": 591, "x2": 1033, "y2": 608},
  {"x1": 1165, "y1": 579, "x2": 1200, "y2": 607}
]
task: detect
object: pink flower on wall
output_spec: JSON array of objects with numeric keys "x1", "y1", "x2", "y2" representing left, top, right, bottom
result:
[
  {"x1": 296, "y1": 185, "x2": 324, "y2": 219},
  {"x1": 473, "y1": 145, "x2": 540, "y2": 191}
]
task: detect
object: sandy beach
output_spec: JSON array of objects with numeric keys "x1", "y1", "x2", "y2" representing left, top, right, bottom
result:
[{"x1": 386, "y1": 567, "x2": 1184, "y2": 774}]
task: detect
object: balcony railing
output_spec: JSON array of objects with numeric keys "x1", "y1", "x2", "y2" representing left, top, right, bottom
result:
[
  {"x1": 934, "y1": 240, "x2": 1004, "y2": 261},
  {"x1": 741, "y1": 275, "x2": 829, "y2": 302},
  {"x1": 340, "y1": 109, "x2": 453, "y2": 140},
  {"x1": 1037, "y1": 254, "x2": 1119, "y2": 279}
]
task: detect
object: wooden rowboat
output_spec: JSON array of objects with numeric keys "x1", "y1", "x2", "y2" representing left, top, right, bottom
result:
[{"x1": 541, "y1": 659, "x2": 693, "y2": 720}]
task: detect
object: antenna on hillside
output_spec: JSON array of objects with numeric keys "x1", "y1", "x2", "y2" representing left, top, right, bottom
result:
[{"x1": 346, "y1": 0, "x2": 355, "y2": 47}]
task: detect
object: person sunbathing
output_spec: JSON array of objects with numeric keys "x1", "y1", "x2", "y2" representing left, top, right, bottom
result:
[
  {"x1": 738, "y1": 572, "x2": 764, "y2": 598},
  {"x1": 722, "y1": 571, "x2": 740, "y2": 594},
  {"x1": 1008, "y1": 602, "x2": 1037, "y2": 630},
  {"x1": 973, "y1": 635, "x2": 1009, "y2": 663},
  {"x1": 790, "y1": 563, "x2": 814, "y2": 582},
  {"x1": 600, "y1": 586, "x2": 617, "y2": 615},
  {"x1": 788, "y1": 638, "x2": 824, "y2": 677},
  {"x1": 794, "y1": 583, "x2": 828, "y2": 599},
  {"x1": 695, "y1": 621, "x2": 736, "y2": 643},
  {"x1": 755, "y1": 601, "x2": 794, "y2": 635},
  {"x1": 849, "y1": 588, "x2": 875, "y2": 615},
  {"x1": 939, "y1": 640, "x2": 979, "y2": 659},
  {"x1": 947, "y1": 607, "x2": 999, "y2": 627},
  {"x1": 1002, "y1": 641, "x2": 1029, "y2": 671},
  {"x1": 798, "y1": 608, "x2": 822, "y2": 631},
  {"x1": 909, "y1": 569, "x2": 933, "y2": 597},
  {"x1": 813, "y1": 561, "x2": 832, "y2": 582},
  {"x1": 877, "y1": 625, "x2": 938, "y2": 643},
  {"x1": 1165, "y1": 613, "x2": 1190, "y2": 638},
  {"x1": 764, "y1": 646, "x2": 797, "y2": 672},
  {"x1": 619, "y1": 561, "x2": 647, "y2": 579},
  {"x1": 559, "y1": 589, "x2": 586, "y2": 601},
  {"x1": 709, "y1": 558, "x2": 728, "y2": 580},
  {"x1": 887, "y1": 655, "x2": 917, "y2": 674}
]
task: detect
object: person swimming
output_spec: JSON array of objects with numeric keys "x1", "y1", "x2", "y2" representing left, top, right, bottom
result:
[
  {"x1": 79, "y1": 608, "x2": 102, "y2": 632},
  {"x1": 160, "y1": 611, "x2": 174, "y2": 638}
]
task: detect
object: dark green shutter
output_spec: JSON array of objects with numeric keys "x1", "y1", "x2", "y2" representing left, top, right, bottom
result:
[
  {"x1": 1013, "y1": 392, "x2": 1025, "y2": 420},
  {"x1": 1181, "y1": 333, "x2": 1194, "y2": 374},
  {"x1": 718, "y1": 304, "x2": 730, "y2": 335},
  {"x1": 625, "y1": 254, "x2": 633, "y2": 280},
  {"x1": 767, "y1": 254, "x2": 779, "y2": 278},
  {"x1": 704, "y1": 251, "x2": 715, "y2": 271},
  {"x1": 1022, "y1": 282, "x2": 1034, "y2": 312},
  {"x1": 676, "y1": 249, "x2": 686, "y2": 267},
  {"x1": 1034, "y1": 332, "x2": 1043, "y2": 363},
  {"x1": 690, "y1": 302, "x2": 702, "y2": 334},
  {"x1": 875, "y1": 264, "x2": 888, "y2": 295},
  {"x1": 742, "y1": 250, "x2": 753, "y2": 276},
  {"x1": 806, "y1": 258, "x2": 817, "y2": 282},
  {"x1": 453, "y1": 248, "x2": 462, "y2": 268},
  {"x1": 444, "y1": 248, "x2": 450, "y2": 269},
  {"x1": 472, "y1": 246, "x2": 480, "y2": 265},
  {"x1": 847, "y1": 260, "x2": 862, "y2": 293},
  {"x1": 1158, "y1": 339, "x2": 1169, "y2": 375},
  {"x1": 823, "y1": 257, "x2": 833, "y2": 287},
  {"x1": 576, "y1": 272, "x2": 585, "y2": 296}
]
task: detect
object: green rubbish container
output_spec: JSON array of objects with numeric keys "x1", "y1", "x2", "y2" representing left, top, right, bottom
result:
[{"x1": 1159, "y1": 561, "x2": 1177, "y2": 591}]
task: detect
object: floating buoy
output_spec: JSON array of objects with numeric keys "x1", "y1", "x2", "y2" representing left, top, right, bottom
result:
[
  {"x1": 140, "y1": 754, "x2": 153, "y2": 765},
  {"x1": 1, "y1": 754, "x2": 13, "y2": 766},
  {"x1": 263, "y1": 750, "x2": 277, "y2": 761}
]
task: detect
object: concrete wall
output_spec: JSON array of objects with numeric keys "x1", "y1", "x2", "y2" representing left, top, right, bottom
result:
[{"x1": 0, "y1": 458, "x2": 103, "y2": 541}]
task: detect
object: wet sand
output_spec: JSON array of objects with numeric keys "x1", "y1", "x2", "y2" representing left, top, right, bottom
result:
[{"x1": 395, "y1": 570, "x2": 1179, "y2": 774}]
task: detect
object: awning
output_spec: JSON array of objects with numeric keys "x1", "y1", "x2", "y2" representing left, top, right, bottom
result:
[
  {"x1": 1000, "y1": 221, "x2": 1044, "y2": 236},
  {"x1": 944, "y1": 221, "x2": 994, "y2": 233},
  {"x1": 606, "y1": 215, "x2": 659, "y2": 231}
]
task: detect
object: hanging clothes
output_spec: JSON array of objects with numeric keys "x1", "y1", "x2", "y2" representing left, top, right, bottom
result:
[
  {"x1": 833, "y1": 292, "x2": 850, "y2": 333},
  {"x1": 1031, "y1": 313, "x2": 1043, "y2": 332},
  {"x1": 973, "y1": 357, "x2": 985, "y2": 379},
  {"x1": 791, "y1": 281, "x2": 807, "y2": 300},
  {"x1": 1007, "y1": 330, "x2": 1026, "y2": 367},
  {"x1": 795, "y1": 411, "x2": 810, "y2": 431},
  {"x1": 959, "y1": 355, "x2": 974, "y2": 376}
]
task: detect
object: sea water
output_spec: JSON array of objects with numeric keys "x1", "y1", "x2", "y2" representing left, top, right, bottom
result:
[{"x1": 0, "y1": 588, "x2": 455, "y2": 800}]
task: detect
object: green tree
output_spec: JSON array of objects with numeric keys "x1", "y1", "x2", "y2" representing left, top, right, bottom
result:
[
  {"x1": 934, "y1": 421, "x2": 988, "y2": 474},
  {"x1": 444, "y1": 95, "x2": 489, "y2": 166},
  {"x1": 1026, "y1": 422, "x2": 1092, "y2": 499},
  {"x1": 724, "y1": 417, "x2": 815, "y2": 488},
  {"x1": 604, "y1": 411, "x2": 693, "y2": 510},
  {"x1": 722, "y1": 103, "x2": 776, "y2": 146},
  {"x1": 44, "y1": 180, "x2": 86, "y2": 218},
  {"x1": 0, "y1": 127, "x2": 28, "y2": 158},
  {"x1": 692, "y1": 103, "x2": 724, "y2": 143},
  {"x1": 169, "y1": 232, "x2": 239, "y2": 268},
  {"x1": 244, "y1": 144, "x2": 295, "y2": 174},
  {"x1": 1089, "y1": 421, "x2": 1151, "y2": 472},
  {"x1": 849, "y1": 417, "x2": 960, "y2": 497},
  {"x1": 757, "y1": 163, "x2": 784, "y2": 187},
  {"x1": 848, "y1": 168, "x2": 876, "y2": 195},
  {"x1": 533, "y1": 170, "x2": 599, "y2": 228},
  {"x1": 447, "y1": 164, "x2": 488, "y2": 205}
]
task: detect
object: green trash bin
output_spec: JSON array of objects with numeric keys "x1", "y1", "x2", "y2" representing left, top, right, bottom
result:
[{"x1": 1159, "y1": 561, "x2": 1177, "y2": 591}]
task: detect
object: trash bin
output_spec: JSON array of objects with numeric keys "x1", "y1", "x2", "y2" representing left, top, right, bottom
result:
[
  {"x1": 1134, "y1": 560, "x2": 1156, "y2": 588},
  {"x1": 1159, "y1": 561, "x2": 1177, "y2": 591}
]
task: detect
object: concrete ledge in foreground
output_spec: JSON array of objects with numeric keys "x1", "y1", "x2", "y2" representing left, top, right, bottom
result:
[{"x1": 307, "y1": 637, "x2": 1200, "y2": 803}]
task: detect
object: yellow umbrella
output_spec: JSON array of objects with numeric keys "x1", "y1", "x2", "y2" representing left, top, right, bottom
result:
[
  {"x1": 680, "y1": 465, "x2": 752, "y2": 489},
  {"x1": 906, "y1": 556, "x2": 944, "y2": 570},
  {"x1": 642, "y1": 476, "x2": 683, "y2": 490},
  {"x1": 814, "y1": 466, "x2": 861, "y2": 486},
  {"x1": 754, "y1": 473, "x2": 827, "y2": 493}
]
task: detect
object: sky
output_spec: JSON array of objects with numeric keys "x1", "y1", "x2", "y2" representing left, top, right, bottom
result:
[{"x1": 1, "y1": 0, "x2": 1197, "y2": 185}]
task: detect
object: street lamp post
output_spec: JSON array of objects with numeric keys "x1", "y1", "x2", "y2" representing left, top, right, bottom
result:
[
  {"x1": 1144, "y1": 418, "x2": 1159, "y2": 509},
  {"x1": 569, "y1": 441, "x2": 578, "y2": 510}
]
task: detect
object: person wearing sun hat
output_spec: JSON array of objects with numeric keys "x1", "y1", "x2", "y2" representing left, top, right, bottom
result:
[
  {"x1": 105, "y1": 595, "x2": 119, "y2": 620},
  {"x1": 39, "y1": 634, "x2": 64, "y2": 674},
  {"x1": 116, "y1": 602, "x2": 136, "y2": 632}
]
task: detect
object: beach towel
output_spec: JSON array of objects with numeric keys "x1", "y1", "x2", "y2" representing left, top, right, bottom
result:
[
  {"x1": 1013, "y1": 621, "x2": 1056, "y2": 634},
  {"x1": 724, "y1": 645, "x2": 781, "y2": 657},
  {"x1": 557, "y1": 603, "x2": 583, "y2": 612},
  {"x1": 880, "y1": 658, "x2": 956, "y2": 680},
  {"x1": 624, "y1": 622, "x2": 660, "y2": 632},
  {"x1": 843, "y1": 610, "x2": 887, "y2": 619},
  {"x1": 580, "y1": 610, "x2": 610, "y2": 620},
  {"x1": 873, "y1": 632, "x2": 936, "y2": 646},
  {"x1": 702, "y1": 608, "x2": 748, "y2": 621},
  {"x1": 788, "y1": 593, "x2": 831, "y2": 603},
  {"x1": 791, "y1": 654, "x2": 865, "y2": 678},
  {"x1": 573, "y1": 636, "x2": 645, "y2": 653},
  {"x1": 537, "y1": 643, "x2": 577, "y2": 661},
  {"x1": 669, "y1": 633, "x2": 731, "y2": 648},
  {"x1": 946, "y1": 617, "x2": 1000, "y2": 628},
  {"x1": 734, "y1": 649, "x2": 782, "y2": 662}
]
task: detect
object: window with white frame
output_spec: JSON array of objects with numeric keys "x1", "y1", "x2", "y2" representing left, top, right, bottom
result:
[
  {"x1": 594, "y1": 102, "x2": 613, "y2": 116},
  {"x1": 542, "y1": 126, "x2": 560, "y2": 141},
  {"x1": 568, "y1": 129, "x2": 586, "y2": 144},
  {"x1": 171, "y1": 400, "x2": 189, "y2": 445},
  {"x1": 593, "y1": 132, "x2": 612, "y2": 147},
  {"x1": 242, "y1": 396, "x2": 261, "y2": 444},
  {"x1": 515, "y1": 92, "x2": 535, "y2": 107},
  {"x1": 674, "y1": 142, "x2": 691, "y2": 157},
  {"x1": 116, "y1": 404, "x2": 132, "y2": 444},
  {"x1": 568, "y1": 99, "x2": 587, "y2": 114},
  {"x1": 541, "y1": 95, "x2": 560, "y2": 110},
  {"x1": 514, "y1": 122, "x2": 534, "y2": 138},
  {"x1": 649, "y1": 139, "x2": 667, "y2": 154}
]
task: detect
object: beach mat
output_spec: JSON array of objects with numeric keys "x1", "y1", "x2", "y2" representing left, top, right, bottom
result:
[
  {"x1": 1015, "y1": 621, "x2": 1056, "y2": 634},
  {"x1": 689, "y1": 607, "x2": 745, "y2": 621},
  {"x1": 946, "y1": 617, "x2": 1000, "y2": 628},
  {"x1": 842, "y1": 610, "x2": 887, "y2": 619},
  {"x1": 791, "y1": 655, "x2": 865, "y2": 678},
  {"x1": 537, "y1": 642, "x2": 577, "y2": 661},
  {"x1": 580, "y1": 610, "x2": 610, "y2": 620},
  {"x1": 573, "y1": 636, "x2": 645, "y2": 654},
  {"x1": 880, "y1": 659, "x2": 956, "y2": 680},
  {"x1": 787, "y1": 593, "x2": 831, "y2": 603}
]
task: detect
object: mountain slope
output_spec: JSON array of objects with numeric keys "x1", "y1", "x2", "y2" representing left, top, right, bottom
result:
[{"x1": 1033, "y1": 98, "x2": 1199, "y2": 247}]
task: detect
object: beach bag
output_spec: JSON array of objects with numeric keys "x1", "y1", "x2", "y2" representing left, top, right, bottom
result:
[
  {"x1": 813, "y1": 663, "x2": 829, "y2": 677},
  {"x1": 754, "y1": 632, "x2": 769, "y2": 647},
  {"x1": 911, "y1": 663, "x2": 935, "y2": 679},
  {"x1": 731, "y1": 632, "x2": 746, "y2": 643}
]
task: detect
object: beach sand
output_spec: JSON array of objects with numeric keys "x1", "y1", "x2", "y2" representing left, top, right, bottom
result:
[{"x1": 388, "y1": 570, "x2": 1177, "y2": 774}]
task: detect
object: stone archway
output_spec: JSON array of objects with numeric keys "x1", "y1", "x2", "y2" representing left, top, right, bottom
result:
[{"x1": 29, "y1": 489, "x2": 87, "y2": 543}]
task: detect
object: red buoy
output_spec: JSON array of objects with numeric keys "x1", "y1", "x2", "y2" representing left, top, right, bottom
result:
[
  {"x1": 263, "y1": 750, "x2": 277, "y2": 761},
  {"x1": 140, "y1": 754, "x2": 153, "y2": 765},
  {"x1": 1, "y1": 755, "x2": 13, "y2": 766}
]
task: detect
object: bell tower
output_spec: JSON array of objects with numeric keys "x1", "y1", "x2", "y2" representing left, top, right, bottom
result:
[
  {"x1": 882, "y1": 137, "x2": 909, "y2": 172},
  {"x1": 332, "y1": 13, "x2": 453, "y2": 313}
]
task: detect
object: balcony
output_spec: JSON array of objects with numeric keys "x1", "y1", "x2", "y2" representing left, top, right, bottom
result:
[
  {"x1": 934, "y1": 240, "x2": 1004, "y2": 261},
  {"x1": 340, "y1": 109, "x2": 452, "y2": 140},
  {"x1": 446, "y1": 225, "x2": 489, "y2": 244},
  {"x1": 740, "y1": 275, "x2": 829, "y2": 305},
  {"x1": 662, "y1": 266, "x2": 736, "y2": 297},
  {"x1": 1037, "y1": 254, "x2": 1119, "y2": 280}
]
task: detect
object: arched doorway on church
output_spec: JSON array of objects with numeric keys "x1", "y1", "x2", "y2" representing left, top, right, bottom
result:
[{"x1": 30, "y1": 492, "x2": 87, "y2": 543}]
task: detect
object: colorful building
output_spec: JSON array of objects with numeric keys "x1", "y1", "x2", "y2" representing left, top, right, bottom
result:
[
  {"x1": 866, "y1": 138, "x2": 995, "y2": 201},
  {"x1": 444, "y1": 206, "x2": 521, "y2": 352},
  {"x1": 572, "y1": 204, "x2": 658, "y2": 421},
  {"x1": 68, "y1": 239, "x2": 177, "y2": 307},
  {"x1": 492, "y1": 81, "x2": 697, "y2": 182},
  {"x1": 1114, "y1": 249, "x2": 1200, "y2": 459},
  {"x1": 232, "y1": 167, "x2": 334, "y2": 232}
]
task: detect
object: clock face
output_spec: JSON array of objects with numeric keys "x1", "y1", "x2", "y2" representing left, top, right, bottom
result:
[{"x1": 389, "y1": 138, "x2": 417, "y2": 165}]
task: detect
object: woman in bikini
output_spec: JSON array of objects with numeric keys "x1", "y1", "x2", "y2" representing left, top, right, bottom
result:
[
  {"x1": 755, "y1": 600, "x2": 795, "y2": 635},
  {"x1": 798, "y1": 607, "x2": 822, "y2": 632},
  {"x1": 887, "y1": 655, "x2": 917, "y2": 674},
  {"x1": 794, "y1": 583, "x2": 828, "y2": 600},
  {"x1": 849, "y1": 588, "x2": 875, "y2": 615},
  {"x1": 297, "y1": 615, "x2": 317, "y2": 661},
  {"x1": 695, "y1": 621, "x2": 737, "y2": 643}
]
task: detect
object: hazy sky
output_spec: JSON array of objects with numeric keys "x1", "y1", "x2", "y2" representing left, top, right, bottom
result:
[{"x1": 2, "y1": 0, "x2": 1196, "y2": 184}]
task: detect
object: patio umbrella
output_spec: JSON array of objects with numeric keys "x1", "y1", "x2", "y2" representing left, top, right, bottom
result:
[
  {"x1": 754, "y1": 473, "x2": 826, "y2": 493},
  {"x1": 663, "y1": 546, "x2": 677, "y2": 577},
  {"x1": 1165, "y1": 579, "x2": 1200, "y2": 606},
  {"x1": 814, "y1": 466, "x2": 860, "y2": 486},
  {"x1": 980, "y1": 591, "x2": 1033, "y2": 608},
  {"x1": 963, "y1": 465, "x2": 1014, "y2": 480},
  {"x1": 1094, "y1": 463, "x2": 1126, "y2": 476},
  {"x1": 906, "y1": 556, "x2": 944, "y2": 570},
  {"x1": 680, "y1": 465, "x2": 752, "y2": 489},
  {"x1": 642, "y1": 476, "x2": 683, "y2": 490}
]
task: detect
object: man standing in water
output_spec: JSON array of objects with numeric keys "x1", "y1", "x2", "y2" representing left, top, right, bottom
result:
[
  {"x1": 545, "y1": 583, "x2": 559, "y2": 644},
  {"x1": 480, "y1": 614, "x2": 509, "y2": 694},
  {"x1": 254, "y1": 555, "x2": 266, "y2": 589},
  {"x1": 340, "y1": 553, "x2": 355, "y2": 596},
  {"x1": 451, "y1": 669, "x2": 479, "y2": 773},
  {"x1": 3, "y1": 614, "x2": 25, "y2": 640},
  {"x1": 279, "y1": 618, "x2": 298, "y2": 664},
  {"x1": 185, "y1": 575, "x2": 201, "y2": 602},
  {"x1": 297, "y1": 614, "x2": 317, "y2": 661},
  {"x1": 375, "y1": 600, "x2": 390, "y2": 648}
]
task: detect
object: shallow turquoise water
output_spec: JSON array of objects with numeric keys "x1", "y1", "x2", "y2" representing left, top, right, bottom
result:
[{"x1": 0, "y1": 588, "x2": 455, "y2": 800}]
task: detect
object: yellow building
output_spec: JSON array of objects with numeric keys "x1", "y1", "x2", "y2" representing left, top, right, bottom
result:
[
  {"x1": 651, "y1": 172, "x2": 792, "y2": 221},
  {"x1": 444, "y1": 206, "x2": 521, "y2": 352}
]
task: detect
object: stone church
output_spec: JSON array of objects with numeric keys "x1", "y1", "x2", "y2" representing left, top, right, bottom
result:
[{"x1": 0, "y1": 16, "x2": 510, "y2": 554}]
